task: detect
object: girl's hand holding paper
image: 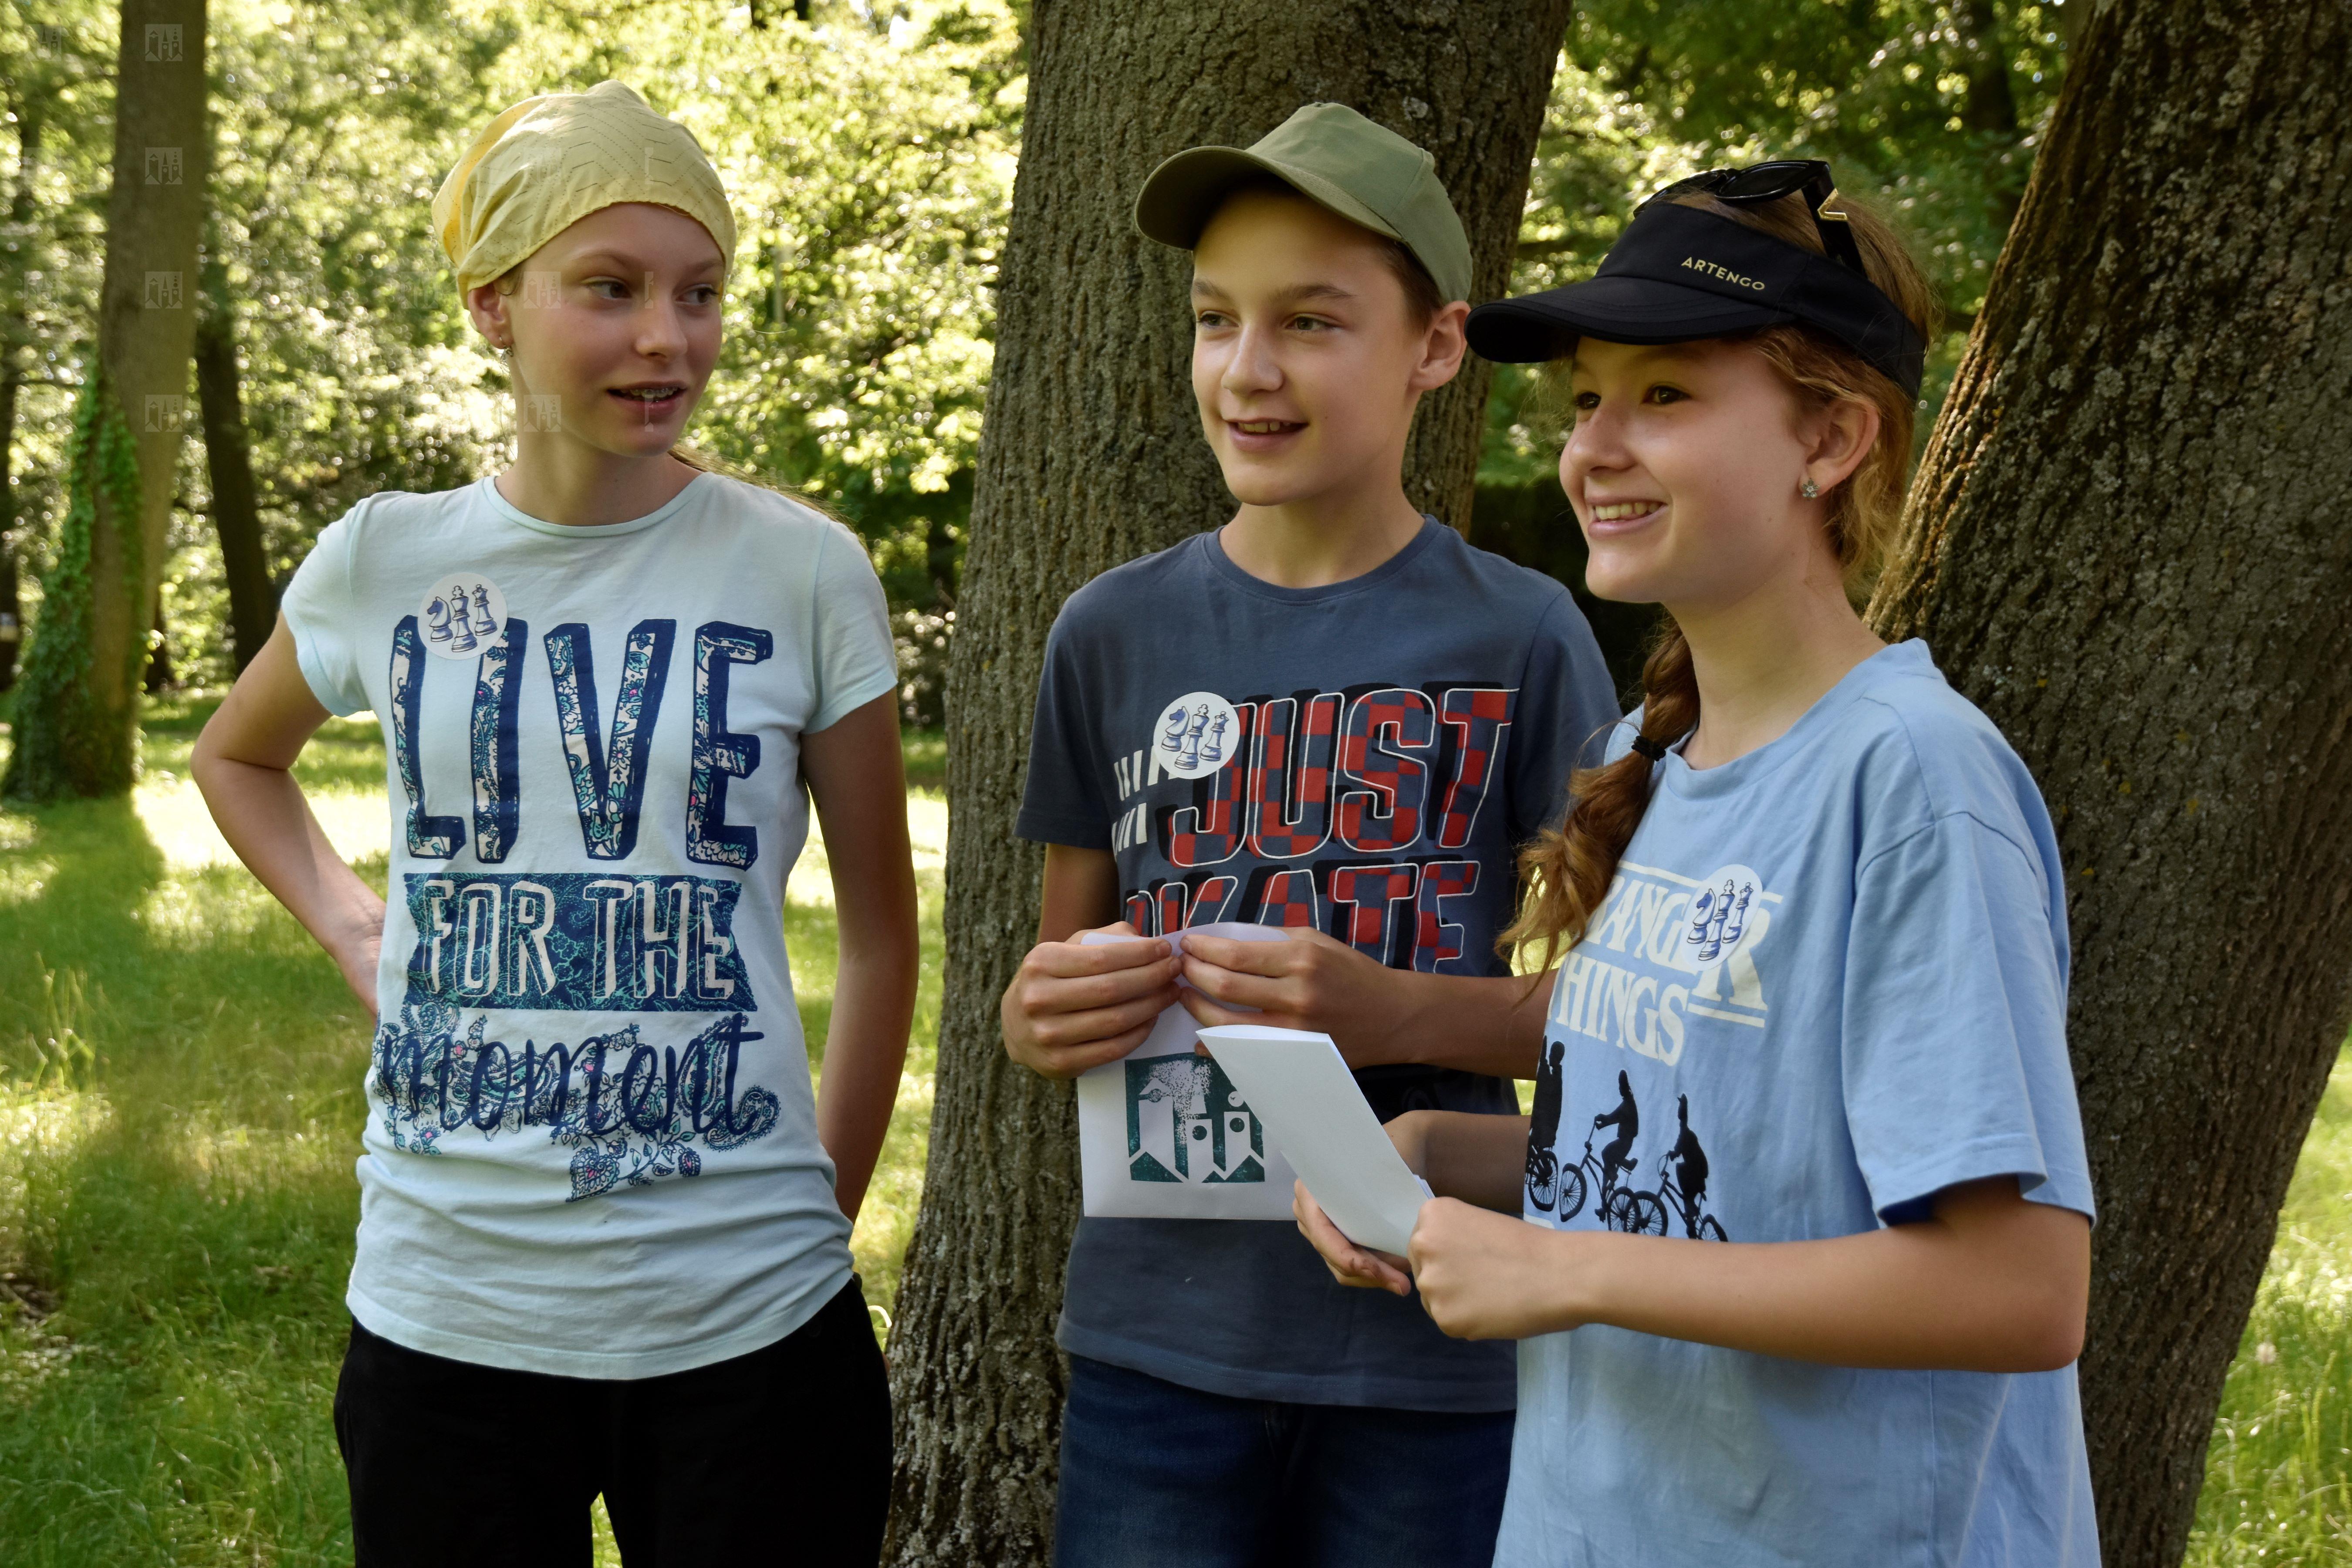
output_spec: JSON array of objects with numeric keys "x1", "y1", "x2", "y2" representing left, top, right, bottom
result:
[{"x1": 1294, "y1": 1180, "x2": 1416, "y2": 1297}]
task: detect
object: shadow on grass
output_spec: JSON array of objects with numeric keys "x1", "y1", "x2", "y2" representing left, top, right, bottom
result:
[{"x1": 0, "y1": 760, "x2": 369, "y2": 1566}]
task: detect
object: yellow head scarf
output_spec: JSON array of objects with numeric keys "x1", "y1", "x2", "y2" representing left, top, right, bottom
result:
[{"x1": 431, "y1": 81, "x2": 737, "y2": 294}]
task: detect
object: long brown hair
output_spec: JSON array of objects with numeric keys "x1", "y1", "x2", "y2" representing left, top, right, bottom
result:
[{"x1": 1500, "y1": 186, "x2": 1938, "y2": 976}]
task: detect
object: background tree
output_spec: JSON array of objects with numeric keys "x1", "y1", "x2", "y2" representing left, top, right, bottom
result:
[
  {"x1": 0, "y1": 1, "x2": 115, "y2": 695},
  {"x1": 881, "y1": 4, "x2": 1572, "y2": 1562},
  {"x1": 1865, "y1": 1, "x2": 2352, "y2": 1560},
  {"x1": 4, "y1": 0, "x2": 205, "y2": 798}
]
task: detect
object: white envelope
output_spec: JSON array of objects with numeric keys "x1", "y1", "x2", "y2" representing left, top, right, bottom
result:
[
  {"x1": 1196, "y1": 1024, "x2": 1435, "y2": 1255},
  {"x1": 1074, "y1": 923, "x2": 1299, "y2": 1220}
]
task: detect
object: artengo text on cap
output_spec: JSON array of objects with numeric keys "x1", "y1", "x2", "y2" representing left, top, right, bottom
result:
[{"x1": 1680, "y1": 255, "x2": 1767, "y2": 291}]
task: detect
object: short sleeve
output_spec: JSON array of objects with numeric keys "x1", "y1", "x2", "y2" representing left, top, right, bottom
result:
[
  {"x1": 1841, "y1": 813, "x2": 2095, "y2": 1226},
  {"x1": 805, "y1": 522, "x2": 899, "y2": 733},
  {"x1": 279, "y1": 511, "x2": 369, "y2": 716},
  {"x1": 1505, "y1": 591, "x2": 1624, "y2": 841},
  {"x1": 1014, "y1": 611, "x2": 1110, "y2": 849}
]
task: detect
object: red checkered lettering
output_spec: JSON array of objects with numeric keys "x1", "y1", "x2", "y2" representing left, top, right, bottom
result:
[
  {"x1": 1412, "y1": 859, "x2": 1481, "y2": 972},
  {"x1": 1337, "y1": 689, "x2": 1435, "y2": 853},
  {"x1": 1159, "y1": 702, "x2": 1255, "y2": 868},
  {"x1": 1185, "y1": 875, "x2": 1240, "y2": 926},
  {"x1": 1251, "y1": 867, "x2": 1321, "y2": 929},
  {"x1": 1433, "y1": 687, "x2": 1518, "y2": 849},
  {"x1": 1246, "y1": 693, "x2": 1341, "y2": 859},
  {"x1": 1328, "y1": 862, "x2": 1422, "y2": 966}
]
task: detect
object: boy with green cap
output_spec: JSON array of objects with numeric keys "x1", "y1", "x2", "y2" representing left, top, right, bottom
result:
[{"x1": 1001, "y1": 103, "x2": 1618, "y2": 1565}]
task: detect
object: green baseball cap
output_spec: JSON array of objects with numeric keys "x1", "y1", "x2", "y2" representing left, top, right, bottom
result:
[{"x1": 1133, "y1": 102, "x2": 1473, "y2": 304}]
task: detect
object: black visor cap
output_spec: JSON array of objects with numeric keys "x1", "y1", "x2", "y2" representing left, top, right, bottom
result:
[{"x1": 1467, "y1": 203, "x2": 1926, "y2": 398}]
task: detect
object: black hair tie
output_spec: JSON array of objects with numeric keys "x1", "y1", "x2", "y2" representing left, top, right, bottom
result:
[{"x1": 1630, "y1": 733, "x2": 1668, "y2": 762}]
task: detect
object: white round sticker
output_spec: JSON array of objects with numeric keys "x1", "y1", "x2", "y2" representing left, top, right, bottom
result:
[
  {"x1": 1151, "y1": 690, "x2": 1243, "y2": 779},
  {"x1": 418, "y1": 573, "x2": 509, "y2": 659},
  {"x1": 1682, "y1": 863, "x2": 1767, "y2": 966}
]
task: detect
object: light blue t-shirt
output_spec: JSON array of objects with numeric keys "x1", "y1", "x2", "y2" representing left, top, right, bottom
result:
[{"x1": 1496, "y1": 640, "x2": 2099, "y2": 1568}]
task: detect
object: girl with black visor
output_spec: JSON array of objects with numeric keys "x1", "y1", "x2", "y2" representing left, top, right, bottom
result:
[{"x1": 1294, "y1": 163, "x2": 2100, "y2": 1568}]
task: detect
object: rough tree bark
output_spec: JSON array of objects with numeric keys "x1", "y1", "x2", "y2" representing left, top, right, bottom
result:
[
  {"x1": 6, "y1": 0, "x2": 205, "y2": 792},
  {"x1": 1866, "y1": 2, "x2": 2352, "y2": 1561},
  {"x1": 882, "y1": 4, "x2": 1572, "y2": 1562}
]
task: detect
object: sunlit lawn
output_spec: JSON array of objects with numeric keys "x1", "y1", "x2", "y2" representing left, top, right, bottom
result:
[
  {"x1": 0, "y1": 699, "x2": 943, "y2": 1566},
  {"x1": 0, "y1": 700, "x2": 2344, "y2": 1565}
]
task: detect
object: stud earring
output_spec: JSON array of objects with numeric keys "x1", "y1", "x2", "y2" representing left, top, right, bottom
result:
[{"x1": 1799, "y1": 477, "x2": 1820, "y2": 499}]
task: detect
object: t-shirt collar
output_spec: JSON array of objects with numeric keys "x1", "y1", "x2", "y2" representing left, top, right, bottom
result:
[
  {"x1": 1200, "y1": 514, "x2": 1445, "y2": 604},
  {"x1": 477, "y1": 471, "x2": 709, "y2": 539},
  {"x1": 1656, "y1": 639, "x2": 1937, "y2": 801}
]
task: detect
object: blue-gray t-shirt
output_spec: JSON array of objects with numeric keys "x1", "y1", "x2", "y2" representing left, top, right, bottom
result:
[
  {"x1": 1498, "y1": 640, "x2": 2099, "y2": 1567},
  {"x1": 1017, "y1": 518, "x2": 1620, "y2": 1410}
]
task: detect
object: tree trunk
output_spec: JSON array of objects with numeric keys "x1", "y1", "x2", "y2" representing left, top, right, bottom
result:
[
  {"x1": 1866, "y1": 3, "x2": 2352, "y2": 1561},
  {"x1": 0, "y1": 97, "x2": 43, "y2": 693},
  {"x1": 5, "y1": 0, "x2": 206, "y2": 794},
  {"x1": 195, "y1": 241, "x2": 273, "y2": 673},
  {"x1": 883, "y1": 4, "x2": 1571, "y2": 1562}
]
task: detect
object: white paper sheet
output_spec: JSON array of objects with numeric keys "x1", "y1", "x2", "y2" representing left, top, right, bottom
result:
[
  {"x1": 1073, "y1": 923, "x2": 1299, "y2": 1220},
  {"x1": 1196, "y1": 1024, "x2": 1435, "y2": 1255}
]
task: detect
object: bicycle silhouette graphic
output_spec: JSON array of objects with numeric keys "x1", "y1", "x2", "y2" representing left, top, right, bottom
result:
[
  {"x1": 1614, "y1": 1159, "x2": 1728, "y2": 1240},
  {"x1": 1525, "y1": 1134, "x2": 1651, "y2": 1232}
]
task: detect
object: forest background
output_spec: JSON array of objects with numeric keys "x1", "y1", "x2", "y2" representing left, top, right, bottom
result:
[
  {"x1": 12, "y1": 2, "x2": 2349, "y2": 1565},
  {"x1": 0, "y1": 0, "x2": 2065, "y2": 709}
]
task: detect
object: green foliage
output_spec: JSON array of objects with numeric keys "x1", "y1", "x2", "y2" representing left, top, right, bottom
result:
[
  {"x1": 480, "y1": 0, "x2": 1018, "y2": 604},
  {"x1": 4, "y1": 371, "x2": 139, "y2": 800}
]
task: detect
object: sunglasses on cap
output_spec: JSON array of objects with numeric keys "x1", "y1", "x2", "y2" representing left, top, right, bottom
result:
[
  {"x1": 1463, "y1": 157, "x2": 1925, "y2": 396},
  {"x1": 1644, "y1": 160, "x2": 1867, "y2": 278}
]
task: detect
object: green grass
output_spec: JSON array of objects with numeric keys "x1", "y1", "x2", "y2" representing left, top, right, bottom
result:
[
  {"x1": 0, "y1": 699, "x2": 943, "y2": 1566},
  {"x1": 0, "y1": 699, "x2": 2344, "y2": 1565},
  {"x1": 2189, "y1": 1051, "x2": 2352, "y2": 1564}
]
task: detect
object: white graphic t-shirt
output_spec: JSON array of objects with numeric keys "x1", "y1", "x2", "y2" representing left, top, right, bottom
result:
[
  {"x1": 1497, "y1": 641, "x2": 2099, "y2": 1568},
  {"x1": 281, "y1": 472, "x2": 898, "y2": 1378}
]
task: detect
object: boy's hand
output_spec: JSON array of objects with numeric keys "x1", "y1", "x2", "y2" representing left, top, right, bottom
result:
[
  {"x1": 1001, "y1": 922, "x2": 1182, "y2": 1080},
  {"x1": 1294, "y1": 1180, "x2": 1415, "y2": 1296},
  {"x1": 1177, "y1": 927, "x2": 1406, "y2": 1065}
]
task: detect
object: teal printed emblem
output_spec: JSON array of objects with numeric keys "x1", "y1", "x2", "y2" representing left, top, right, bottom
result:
[{"x1": 1124, "y1": 1052, "x2": 1265, "y2": 1184}]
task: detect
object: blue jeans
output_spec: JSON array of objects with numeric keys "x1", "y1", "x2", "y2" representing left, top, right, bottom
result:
[{"x1": 1052, "y1": 1355, "x2": 1514, "y2": 1568}]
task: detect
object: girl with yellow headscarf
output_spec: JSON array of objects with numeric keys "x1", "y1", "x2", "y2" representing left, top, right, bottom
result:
[{"x1": 193, "y1": 81, "x2": 915, "y2": 1566}]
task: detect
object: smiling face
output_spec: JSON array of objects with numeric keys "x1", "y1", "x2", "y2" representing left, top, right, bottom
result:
[
  {"x1": 466, "y1": 201, "x2": 726, "y2": 459},
  {"x1": 1560, "y1": 337, "x2": 1874, "y2": 613},
  {"x1": 1189, "y1": 188, "x2": 1464, "y2": 509}
]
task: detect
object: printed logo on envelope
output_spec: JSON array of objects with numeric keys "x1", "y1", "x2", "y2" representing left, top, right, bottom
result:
[
  {"x1": 1125, "y1": 1053, "x2": 1266, "y2": 1184},
  {"x1": 419, "y1": 572, "x2": 509, "y2": 658},
  {"x1": 1152, "y1": 690, "x2": 1241, "y2": 779}
]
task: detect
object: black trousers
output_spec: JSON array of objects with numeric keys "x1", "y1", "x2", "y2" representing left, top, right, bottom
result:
[{"x1": 334, "y1": 1277, "x2": 892, "y2": 1567}]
